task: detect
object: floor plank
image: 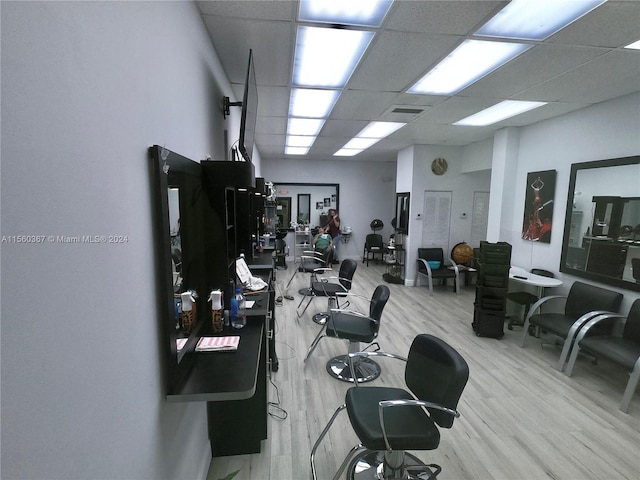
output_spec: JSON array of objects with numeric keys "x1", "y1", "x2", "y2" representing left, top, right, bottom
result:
[{"x1": 208, "y1": 261, "x2": 640, "y2": 480}]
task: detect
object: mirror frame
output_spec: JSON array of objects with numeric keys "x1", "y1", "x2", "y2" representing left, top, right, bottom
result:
[
  {"x1": 560, "y1": 155, "x2": 640, "y2": 292},
  {"x1": 149, "y1": 145, "x2": 206, "y2": 392},
  {"x1": 297, "y1": 194, "x2": 311, "y2": 224},
  {"x1": 394, "y1": 192, "x2": 410, "y2": 234}
]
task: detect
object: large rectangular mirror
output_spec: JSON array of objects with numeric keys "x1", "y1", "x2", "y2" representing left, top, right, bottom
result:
[
  {"x1": 560, "y1": 155, "x2": 640, "y2": 292},
  {"x1": 149, "y1": 145, "x2": 210, "y2": 391}
]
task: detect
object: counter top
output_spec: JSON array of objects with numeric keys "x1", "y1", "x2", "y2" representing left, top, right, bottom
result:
[{"x1": 166, "y1": 317, "x2": 263, "y2": 402}]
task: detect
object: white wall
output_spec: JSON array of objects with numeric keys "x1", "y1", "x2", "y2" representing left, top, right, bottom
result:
[
  {"x1": 495, "y1": 92, "x2": 640, "y2": 309},
  {"x1": 1, "y1": 2, "x2": 245, "y2": 478},
  {"x1": 402, "y1": 145, "x2": 492, "y2": 284},
  {"x1": 262, "y1": 158, "x2": 397, "y2": 262}
]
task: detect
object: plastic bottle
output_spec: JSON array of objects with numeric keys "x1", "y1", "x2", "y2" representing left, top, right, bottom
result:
[
  {"x1": 231, "y1": 288, "x2": 246, "y2": 329},
  {"x1": 208, "y1": 289, "x2": 224, "y2": 333}
]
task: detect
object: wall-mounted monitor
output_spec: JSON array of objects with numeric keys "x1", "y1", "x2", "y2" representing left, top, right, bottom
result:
[{"x1": 238, "y1": 49, "x2": 257, "y2": 163}]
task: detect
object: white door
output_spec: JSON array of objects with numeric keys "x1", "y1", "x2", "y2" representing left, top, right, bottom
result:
[{"x1": 422, "y1": 191, "x2": 452, "y2": 253}]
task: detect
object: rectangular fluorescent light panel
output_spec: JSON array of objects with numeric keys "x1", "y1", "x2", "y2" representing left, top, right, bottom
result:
[
  {"x1": 333, "y1": 121, "x2": 406, "y2": 157},
  {"x1": 625, "y1": 39, "x2": 640, "y2": 50},
  {"x1": 293, "y1": 26, "x2": 374, "y2": 88},
  {"x1": 476, "y1": 0, "x2": 607, "y2": 41},
  {"x1": 298, "y1": 0, "x2": 394, "y2": 27},
  {"x1": 334, "y1": 148, "x2": 362, "y2": 157},
  {"x1": 289, "y1": 88, "x2": 340, "y2": 118},
  {"x1": 287, "y1": 117, "x2": 325, "y2": 136},
  {"x1": 286, "y1": 135, "x2": 316, "y2": 148},
  {"x1": 343, "y1": 137, "x2": 382, "y2": 150},
  {"x1": 357, "y1": 121, "x2": 405, "y2": 138},
  {"x1": 454, "y1": 100, "x2": 547, "y2": 126},
  {"x1": 285, "y1": 146, "x2": 310, "y2": 155},
  {"x1": 408, "y1": 39, "x2": 531, "y2": 95}
]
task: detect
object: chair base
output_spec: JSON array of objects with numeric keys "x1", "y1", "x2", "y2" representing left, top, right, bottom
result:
[
  {"x1": 313, "y1": 312, "x2": 329, "y2": 325},
  {"x1": 347, "y1": 450, "x2": 441, "y2": 480},
  {"x1": 326, "y1": 355, "x2": 381, "y2": 383}
]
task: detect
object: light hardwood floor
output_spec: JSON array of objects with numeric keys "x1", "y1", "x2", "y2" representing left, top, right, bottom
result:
[{"x1": 207, "y1": 261, "x2": 640, "y2": 480}]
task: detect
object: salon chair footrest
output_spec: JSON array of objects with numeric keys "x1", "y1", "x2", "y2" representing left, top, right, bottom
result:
[
  {"x1": 326, "y1": 355, "x2": 381, "y2": 383},
  {"x1": 346, "y1": 450, "x2": 441, "y2": 480}
]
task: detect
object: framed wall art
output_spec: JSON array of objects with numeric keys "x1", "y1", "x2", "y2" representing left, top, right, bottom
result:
[{"x1": 521, "y1": 169, "x2": 557, "y2": 243}]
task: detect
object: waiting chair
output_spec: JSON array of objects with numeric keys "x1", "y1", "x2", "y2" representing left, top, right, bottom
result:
[
  {"x1": 297, "y1": 259, "x2": 357, "y2": 324},
  {"x1": 507, "y1": 269, "x2": 554, "y2": 330},
  {"x1": 415, "y1": 248, "x2": 459, "y2": 294},
  {"x1": 304, "y1": 285, "x2": 390, "y2": 383},
  {"x1": 310, "y1": 334, "x2": 469, "y2": 480},
  {"x1": 363, "y1": 233, "x2": 385, "y2": 266},
  {"x1": 565, "y1": 299, "x2": 640, "y2": 413},
  {"x1": 520, "y1": 281, "x2": 623, "y2": 372}
]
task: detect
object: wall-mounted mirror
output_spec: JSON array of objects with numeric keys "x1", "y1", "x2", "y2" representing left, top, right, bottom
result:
[
  {"x1": 394, "y1": 192, "x2": 410, "y2": 234},
  {"x1": 149, "y1": 145, "x2": 210, "y2": 391},
  {"x1": 273, "y1": 183, "x2": 339, "y2": 228},
  {"x1": 560, "y1": 155, "x2": 640, "y2": 292},
  {"x1": 297, "y1": 194, "x2": 310, "y2": 224}
]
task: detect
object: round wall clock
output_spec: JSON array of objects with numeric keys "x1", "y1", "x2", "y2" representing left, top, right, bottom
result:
[{"x1": 431, "y1": 157, "x2": 448, "y2": 175}]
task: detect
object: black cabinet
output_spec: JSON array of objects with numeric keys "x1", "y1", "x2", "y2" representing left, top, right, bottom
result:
[{"x1": 150, "y1": 147, "x2": 274, "y2": 457}]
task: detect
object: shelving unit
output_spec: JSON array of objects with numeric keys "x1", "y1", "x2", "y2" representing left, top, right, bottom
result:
[
  {"x1": 472, "y1": 241, "x2": 511, "y2": 338},
  {"x1": 294, "y1": 229, "x2": 312, "y2": 262}
]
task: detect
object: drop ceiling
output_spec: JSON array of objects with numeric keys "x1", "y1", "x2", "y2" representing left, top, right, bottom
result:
[{"x1": 197, "y1": 0, "x2": 640, "y2": 162}]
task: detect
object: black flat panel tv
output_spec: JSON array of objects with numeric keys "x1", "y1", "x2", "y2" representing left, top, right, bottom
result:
[{"x1": 238, "y1": 49, "x2": 257, "y2": 163}]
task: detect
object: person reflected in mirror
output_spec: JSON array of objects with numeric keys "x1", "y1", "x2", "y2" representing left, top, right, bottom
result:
[
  {"x1": 327, "y1": 208, "x2": 342, "y2": 264},
  {"x1": 313, "y1": 226, "x2": 333, "y2": 252}
]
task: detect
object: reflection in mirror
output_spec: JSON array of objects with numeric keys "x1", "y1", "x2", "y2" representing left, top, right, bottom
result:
[
  {"x1": 297, "y1": 194, "x2": 310, "y2": 224},
  {"x1": 168, "y1": 188, "x2": 182, "y2": 293},
  {"x1": 561, "y1": 156, "x2": 640, "y2": 291},
  {"x1": 273, "y1": 183, "x2": 339, "y2": 228},
  {"x1": 394, "y1": 192, "x2": 410, "y2": 234}
]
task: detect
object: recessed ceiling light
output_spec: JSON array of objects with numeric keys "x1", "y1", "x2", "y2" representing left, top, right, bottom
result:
[
  {"x1": 334, "y1": 148, "x2": 362, "y2": 157},
  {"x1": 343, "y1": 137, "x2": 381, "y2": 150},
  {"x1": 454, "y1": 100, "x2": 547, "y2": 126},
  {"x1": 408, "y1": 39, "x2": 531, "y2": 95},
  {"x1": 289, "y1": 88, "x2": 340, "y2": 118},
  {"x1": 356, "y1": 121, "x2": 406, "y2": 138},
  {"x1": 285, "y1": 146, "x2": 310, "y2": 155},
  {"x1": 625, "y1": 39, "x2": 640, "y2": 50},
  {"x1": 298, "y1": 0, "x2": 394, "y2": 27},
  {"x1": 287, "y1": 117, "x2": 325, "y2": 136},
  {"x1": 476, "y1": 0, "x2": 607, "y2": 41},
  {"x1": 286, "y1": 135, "x2": 316, "y2": 148},
  {"x1": 293, "y1": 26, "x2": 374, "y2": 88}
]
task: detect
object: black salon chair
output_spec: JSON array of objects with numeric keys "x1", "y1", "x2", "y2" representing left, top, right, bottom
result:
[
  {"x1": 274, "y1": 238, "x2": 288, "y2": 269},
  {"x1": 285, "y1": 246, "x2": 332, "y2": 297},
  {"x1": 415, "y1": 248, "x2": 459, "y2": 294},
  {"x1": 310, "y1": 334, "x2": 469, "y2": 480},
  {"x1": 520, "y1": 281, "x2": 623, "y2": 372},
  {"x1": 507, "y1": 269, "x2": 554, "y2": 330},
  {"x1": 565, "y1": 299, "x2": 640, "y2": 413},
  {"x1": 304, "y1": 285, "x2": 390, "y2": 383},
  {"x1": 363, "y1": 233, "x2": 385, "y2": 266},
  {"x1": 297, "y1": 259, "x2": 357, "y2": 324}
]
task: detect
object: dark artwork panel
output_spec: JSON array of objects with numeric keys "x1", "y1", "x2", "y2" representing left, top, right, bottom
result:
[{"x1": 522, "y1": 170, "x2": 557, "y2": 243}]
